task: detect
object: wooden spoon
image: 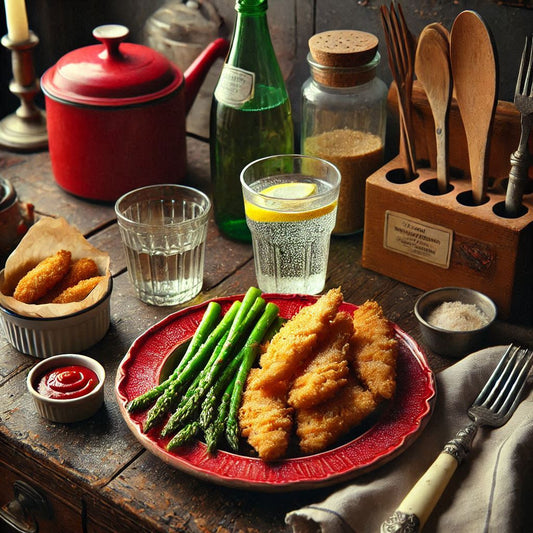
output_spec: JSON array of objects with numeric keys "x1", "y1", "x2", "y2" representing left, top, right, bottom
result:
[
  {"x1": 415, "y1": 23, "x2": 452, "y2": 194},
  {"x1": 450, "y1": 11, "x2": 498, "y2": 205}
]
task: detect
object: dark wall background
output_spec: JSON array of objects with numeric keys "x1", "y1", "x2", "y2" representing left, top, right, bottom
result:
[{"x1": 1, "y1": 0, "x2": 532, "y2": 137}]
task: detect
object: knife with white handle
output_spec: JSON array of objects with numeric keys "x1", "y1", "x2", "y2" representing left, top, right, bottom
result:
[
  {"x1": 380, "y1": 343, "x2": 533, "y2": 532},
  {"x1": 380, "y1": 424, "x2": 476, "y2": 532}
]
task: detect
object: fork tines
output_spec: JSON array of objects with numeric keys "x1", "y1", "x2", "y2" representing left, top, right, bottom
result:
[
  {"x1": 473, "y1": 344, "x2": 533, "y2": 422},
  {"x1": 515, "y1": 34, "x2": 533, "y2": 100}
]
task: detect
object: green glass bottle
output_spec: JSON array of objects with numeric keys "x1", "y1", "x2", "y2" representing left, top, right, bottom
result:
[{"x1": 210, "y1": 0, "x2": 294, "y2": 242}]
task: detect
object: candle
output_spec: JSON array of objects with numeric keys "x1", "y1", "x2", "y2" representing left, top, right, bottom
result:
[{"x1": 4, "y1": 0, "x2": 29, "y2": 43}]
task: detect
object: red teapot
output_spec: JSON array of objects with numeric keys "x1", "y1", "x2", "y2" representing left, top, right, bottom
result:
[{"x1": 41, "y1": 25, "x2": 228, "y2": 202}]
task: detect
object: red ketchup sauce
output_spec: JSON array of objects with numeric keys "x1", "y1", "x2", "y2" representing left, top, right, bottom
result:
[{"x1": 37, "y1": 365, "x2": 99, "y2": 399}]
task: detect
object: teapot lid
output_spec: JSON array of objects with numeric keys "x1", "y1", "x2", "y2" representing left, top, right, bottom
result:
[{"x1": 41, "y1": 25, "x2": 183, "y2": 107}]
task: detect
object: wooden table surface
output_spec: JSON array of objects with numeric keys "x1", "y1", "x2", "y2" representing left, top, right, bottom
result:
[{"x1": 1, "y1": 138, "x2": 532, "y2": 533}]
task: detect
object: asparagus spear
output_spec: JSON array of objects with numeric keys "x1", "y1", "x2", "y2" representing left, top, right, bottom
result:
[
  {"x1": 160, "y1": 329, "x2": 231, "y2": 437},
  {"x1": 199, "y1": 348, "x2": 245, "y2": 429},
  {"x1": 226, "y1": 302, "x2": 280, "y2": 451},
  {"x1": 204, "y1": 375, "x2": 237, "y2": 454},
  {"x1": 166, "y1": 421, "x2": 201, "y2": 451},
  {"x1": 143, "y1": 300, "x2": 241, "y2": 432},
  {"x1": 127, "y1": 301, "x2": 222, "y2": 413},
  {"x1": 161, "y1": 294, "x2": 266, "y2": 435},
  {"x1": 172, "y1": 301, "x2": 223, "y2": 375}
]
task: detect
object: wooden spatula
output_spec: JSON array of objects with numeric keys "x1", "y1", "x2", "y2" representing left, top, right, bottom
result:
[
  {"x1": 415, "y1": 23, "x2": 452, "y2": 194},
  {"x1": 450, "y1": 11, "x2": 498, "y2": 205}
]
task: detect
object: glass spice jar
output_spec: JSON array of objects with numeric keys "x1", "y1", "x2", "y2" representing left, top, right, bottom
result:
[{"x1": 301, "y1": 30, "x2": 387, "y2": 235}]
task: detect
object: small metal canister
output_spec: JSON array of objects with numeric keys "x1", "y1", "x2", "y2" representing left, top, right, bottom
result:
[
  {"x1": 0, "y1": 177, "x2": 34, "y2": 258},
  {"x1": 301, "y1": 30, "x2": 387, "y2": 235},
  {"x1": 144, "y1": 0, "x2": 223, "y2": 137}
]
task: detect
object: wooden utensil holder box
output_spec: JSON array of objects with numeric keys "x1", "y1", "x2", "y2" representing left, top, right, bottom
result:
[{"x1": 362, "y1": 84, "x2": 533, "y2": 323}]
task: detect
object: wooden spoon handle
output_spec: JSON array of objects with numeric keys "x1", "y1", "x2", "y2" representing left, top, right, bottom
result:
[
  {"x1": 435, "y1": 120, "x2": 449, "y2": 194},
  {"x1": 450, "y1": 11, "x2": 498, "y2": 205}
]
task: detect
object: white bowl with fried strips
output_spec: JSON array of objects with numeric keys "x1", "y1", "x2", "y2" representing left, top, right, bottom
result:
[{"x1": 0, "y1": 274, "x2": 112, "y2": 358}]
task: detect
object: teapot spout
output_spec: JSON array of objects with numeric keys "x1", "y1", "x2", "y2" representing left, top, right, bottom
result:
[{"x1": 184, "y1": 38, "x2": 229, "y2": 114}]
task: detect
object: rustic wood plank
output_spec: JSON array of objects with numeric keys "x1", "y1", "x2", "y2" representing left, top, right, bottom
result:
[
  {"x1": 92, "y1": 450, "x2": 336, "y2": 533},
  {"x1": 0, "y1": 335, "x2": 32, "y2": 383}
]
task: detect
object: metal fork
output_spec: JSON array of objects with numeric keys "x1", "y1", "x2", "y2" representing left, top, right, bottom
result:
[
  {"x1": 381, "y1": 344, "x2": 533, "y2": 532},
  {"x1": 505, "y1": 34, "x2": 533, "y2": 217}
]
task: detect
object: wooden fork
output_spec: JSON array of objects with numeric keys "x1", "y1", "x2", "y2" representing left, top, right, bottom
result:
[{"x1": 380, "y1": 2, "x2": 417, "y2": 180}]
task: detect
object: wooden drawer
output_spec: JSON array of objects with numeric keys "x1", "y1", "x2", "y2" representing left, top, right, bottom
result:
[{"x1": 0, "y1": 459, "x2": 82, "y2": 533}]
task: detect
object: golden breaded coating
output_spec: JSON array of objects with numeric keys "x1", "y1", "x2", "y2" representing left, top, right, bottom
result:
[
  {"x1": 256, "y1": 288, "x2": 343, "y2": 392},
  {"x1": 352, "y1": 300, "x2": 398, "y2": 400},
  {"x1": 296, "y1": 376, "x2": 377, "y2": 455},
  {"x1": 13, "y1": 250, "x2": 71, "y2": 304},
  {"x1": 39, "y1": 257, "x2": 100, "y2": 303},
  {"x1": 288, "y1": 312, "x2": 353, "y2": 410},
  {"x1": 239, "y1": 291, "x2": 399, "y2": 459},
  {"x1": 238, "y1": 368, "x2": 294, "y2": 461},
  {"x1": 52, "y1": 276, "x2": 104, "y2": 304}
]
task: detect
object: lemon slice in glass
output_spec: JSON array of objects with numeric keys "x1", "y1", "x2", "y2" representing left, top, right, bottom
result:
[
  {"x1": 261, "y1": 182, "x2": 317, "y2": 199},
  {"x1": 245, "y1": 181, "x2": 336, "y2": 223}
]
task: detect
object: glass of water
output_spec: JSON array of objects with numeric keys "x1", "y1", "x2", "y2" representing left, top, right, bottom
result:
[
  {"x1": 115, "y1": 184, "x2": 211, "y2": 306},
  {"x1": 240, "y1": 154, "x2": 340, "y2": 294}
]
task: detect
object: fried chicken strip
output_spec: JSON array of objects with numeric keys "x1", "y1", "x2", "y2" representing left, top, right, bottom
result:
[
  {"x1": 238, "y1": 368, "x2": 294, "y2": 461},
  {"x1": 288, "y1": 312, "x2": 353, "y2": 410},
  {"x1": 256, "y1": 288, "x2": 343, "y2": 392},
  {"x1": 13, "y1": 250, "x2": 71, "y2": 304},
  {"x1": 39, "y1": 257, "x2": 100, "y2": 303},
  {"x1": 296, "y1": 375, "x2": 378, "y2": 455},
  {"x1": 52, "y1": 276, "x2": 104, "y2": 304},
  {"x1": 352, "y1": 300, "x2": 398, "y2": 401}
]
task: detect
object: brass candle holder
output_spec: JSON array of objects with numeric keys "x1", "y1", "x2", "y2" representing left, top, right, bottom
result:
[{"x1": 0, "y1": 31, "x2": 47, "y2": 151}]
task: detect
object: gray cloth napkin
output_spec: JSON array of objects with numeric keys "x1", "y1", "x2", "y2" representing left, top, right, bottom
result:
[{"x1": 286, "y1": 346, "x2": 533, "y2": 533}]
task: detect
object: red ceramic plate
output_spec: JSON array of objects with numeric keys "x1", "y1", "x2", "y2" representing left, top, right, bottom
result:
[{"x1": 115, "y1": 294, "x2": 436, "y2": 491}]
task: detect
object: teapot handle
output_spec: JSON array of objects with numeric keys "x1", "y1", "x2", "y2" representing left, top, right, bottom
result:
[{"x1": 184, "y1": 38, "x2": 229, "y2": 113}]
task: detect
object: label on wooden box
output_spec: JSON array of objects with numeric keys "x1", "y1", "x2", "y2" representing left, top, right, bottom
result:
[{"x1": 383, "y1": 211, "x2": 453, "y2": 268}]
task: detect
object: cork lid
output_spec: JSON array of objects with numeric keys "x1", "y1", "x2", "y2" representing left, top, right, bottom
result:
[{"x1": 309, "y1": 30, "x2": 379, "y2": 67}]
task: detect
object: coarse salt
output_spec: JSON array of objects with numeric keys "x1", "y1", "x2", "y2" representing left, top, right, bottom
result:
[{"x1": 426, "y1": 301, "x2": 489, "y2": 331}]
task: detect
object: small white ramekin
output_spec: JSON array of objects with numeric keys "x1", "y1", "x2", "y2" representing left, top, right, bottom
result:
[
  {"x1": 27, "y1": 353, "x2": 105, "y2": 423},
  {"x1": 0, "y1": 277, "x2": 112, "y2": 358}
]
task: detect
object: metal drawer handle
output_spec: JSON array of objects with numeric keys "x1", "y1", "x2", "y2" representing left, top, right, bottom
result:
[{"x1": 0, "y1": 480, "x2": 52, "y2": 533}]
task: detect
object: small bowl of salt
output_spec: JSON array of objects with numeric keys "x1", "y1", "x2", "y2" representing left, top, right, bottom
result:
[{"x1": 414, "y1": 287, "x2": 497, "y2": 358}]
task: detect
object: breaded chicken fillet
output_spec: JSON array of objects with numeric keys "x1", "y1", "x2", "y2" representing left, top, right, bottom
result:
[
  {"x1": 296, "y1": 375, "x2": 378, "y2": 454},
  {"x1": 351, "y1": 300, "x2": 398, "y2": 400},
  {"x1": 238, "y1": 368, "x2": 293, "y2": 461},
  {"x1": 255, "y1": 288, "x2": 343, "y2": 393},
  {"x1": 288, "y1": 311, "x2": 353, "y2": 409}
]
